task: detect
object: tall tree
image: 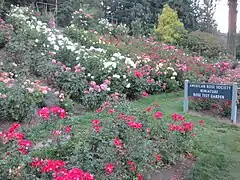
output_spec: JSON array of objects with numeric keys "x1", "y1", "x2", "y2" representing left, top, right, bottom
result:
[
  {"x1": 227, "y1": 0, "x2": 238, "y2": 60},
  {"x1": 197, "y1": 0, "x2": 217, "y2": 33}
]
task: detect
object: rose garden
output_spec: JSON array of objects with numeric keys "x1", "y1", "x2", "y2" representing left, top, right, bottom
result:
[{"x1": 1, "y1": 2, "x2": 240, "y2": 180}]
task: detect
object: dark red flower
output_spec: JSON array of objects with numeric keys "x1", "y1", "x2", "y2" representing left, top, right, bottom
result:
[
  {"x1": 96, "y1": 107, "x2": 103, "y2": 113},
  {"x1": 182, "y1": 122, "x2": 194, "y2": 132},
  {"x1": 118, "y1": 113, "x2": 125, "y2": 120},
  {"x1": 8, "y1": 123, "x2": 21, "y2": 133},
  {"x1": 137, "y1": 173, "x2": 144, "y2": 180},
  {"x1": 128, "y1": 121, "x2": 143, "y2": 129},
  {"x1": 65, "y1": 126, "x2": 71, "y2": 133},
  {"x1": 145, "y1": 107, "x2": 152, "y2": 112},
  {"x1": 50, "y1": 106, "x2": 62, "y2": 114},
  {"x1": 59, "y1": 109, "x2": 66, "y2": 119},
  {"x1": 124, "y1": 115, "x2": 135, "y2": 122},
  {"x1": 15, "y1": 132, "x2": 24, "y2": 141},
  {"x1": 85, "y1": 172, "x2": 94, "y2": 180},
  {"x1": 53, "y1": 130, "x2": 62, "y2": 136},
  {"x1": 18, "y1": 139, "x2": 32, "y2": 147},
  {"x1": 113, "y1": 138, "x2": 123, "y2": 148},
  {"x1": 142, "y1": 91, "x2": 149, "y2": 97},
  {"x1": 171, "y1": 113, "x2": 184, "y2": 121},
  {"x1": 41, "y1": 159, "x2": 65, "y2": 173},
  {"x1": 153, "y1": 111, "x2": 163, "y2": 119},
  {"x1": 105, "y1": 163, "x2": 114, "y2": 174},
  {"x1": 30, "y1": 158, "x2": 44, "y2": 168},
  {"x1": 199, "y1": 120, "x2": 205, "y2": 125},
  {"x1": 128, "y1": 160, "x2": 136, "y2": 172},
  {"x1": 134, "y1": 70, "x2": 143, "y2": 78},
  {"x1": 92, "y1": 119, "x2": 100, "y2": 125},
  {"x1": 108, "y1": 109, "x2": 115, "y2": 115},
  {"x1": 92, "y1": 125, "x2": 102, "y2": 132},
  {"x1": 18, "y1": 148, "x2": 28, "y2": 155},
  {"x1": 156, "y1": 155, "x2": 162, "y2": 161},
  {"x1": 37, "y1": 107, "x2": 50, "y2": 120}
]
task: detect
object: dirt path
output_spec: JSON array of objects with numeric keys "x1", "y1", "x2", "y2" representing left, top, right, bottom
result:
[{"x1": 146, "y1": 158, "x2": 196, "y2": 180}]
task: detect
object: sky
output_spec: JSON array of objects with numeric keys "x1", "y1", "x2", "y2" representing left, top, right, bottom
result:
[{"x1": 214, "y1": 0, "x2": 240, "y2": 33}]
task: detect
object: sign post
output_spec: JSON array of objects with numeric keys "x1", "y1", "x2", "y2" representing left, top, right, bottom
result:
[
  {"x1": 184, "y1": 80, "x2": 189, "y2": 113},
  {"x1": 231, "y1": 83, "x2": 238, "y2": 123},
  {"x1": 184, "y1": 80, "x2": 238, "y2": 124}
]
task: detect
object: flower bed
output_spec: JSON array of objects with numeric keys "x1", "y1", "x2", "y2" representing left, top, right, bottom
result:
[
  {"x1": 0, "y1": 99, "x2": 203, "y2": 179},
  {"x1": 0, "y1": 5, "x2": 235, "y2": 119}
]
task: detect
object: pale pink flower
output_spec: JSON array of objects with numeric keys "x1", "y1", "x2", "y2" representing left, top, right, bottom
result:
[
  {"x1": 104, "y1": 79, "x2": 111, "y2": 85},
  {"x1": 90, "y1": 81, "x2": 97, "y2": 87},
  {"x1": 1, "y1": 94, "x2": 7, "y2": 99},
  {"x1": 3, "y1": 78, "x2": 9, "y2": 83},
  {"x1": 89, "y1": 87, "x2": 94, "y2": 93},
  {"x1": 74, "y1": 64, "x2": 80, "y2": 69},
  {"x1": 75, "y1": 69, "x2": 81, "y2": 73},
  {"x1": 52, "y1": 59, "x2": 57, "y2": 64},
  {"x1": 94, "y1": 85, "x2": 101, "y2": 92},
  {"x1": 49, "y1": 51, "x2": 55, "y2": 56},
  {"x1": 66, "y1": 67, "x2": 71, "y2": 72},
  {"x1": 100, "y1": 84, "x2": 108, "y2": 91},
  {"x1": 84, "y1": 90, "x2": 89, "y2": 94},
  {"x1": 26, "y1": 88, "x2": 34, "y2": 93}
]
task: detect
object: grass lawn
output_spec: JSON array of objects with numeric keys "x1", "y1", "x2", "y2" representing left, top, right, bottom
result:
[
  {"x1": 136, "y1": 92, "x2": 240, "y2": 180},
  {"x1": 28, "y1": 92, "x2": 240, "y2": 180}
]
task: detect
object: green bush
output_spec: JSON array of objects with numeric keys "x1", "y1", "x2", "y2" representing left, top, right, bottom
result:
[
  {"x1": 0, "y1": 80, "x2": 46, "y2": 122},
  {"x1": 154, "y1": 4, "x2": 186, "y2": 44},
  {"x1": 70, "y1": 101, "x2": 196, "y2": 179},
  {"x1": 0, "y1": 18, "x2": 13, "y2": 48},
  {"x1": 178, "y1": 31, "x2": 228, "y2": 60}
]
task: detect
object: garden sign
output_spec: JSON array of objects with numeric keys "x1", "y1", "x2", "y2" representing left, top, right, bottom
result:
[{"x1": 183, "y1": 80, "x2": 238, "y2": 123}]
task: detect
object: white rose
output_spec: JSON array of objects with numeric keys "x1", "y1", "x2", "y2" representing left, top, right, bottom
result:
[
  {"x1": 172, "y1": 72, "x2": 177, "y2": 76},
  {"x1": 126, "y1": 83, "x2": 131, "y2": 88}
]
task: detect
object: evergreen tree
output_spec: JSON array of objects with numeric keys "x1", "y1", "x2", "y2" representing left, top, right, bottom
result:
[{"x1": 154, "y1": 4, "x2": 186, "y2": 43}]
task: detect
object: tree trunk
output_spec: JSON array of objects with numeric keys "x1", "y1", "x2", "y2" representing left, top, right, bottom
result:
[{"x1": 227, "y1": 0, "x2": 238, "y2": 61}]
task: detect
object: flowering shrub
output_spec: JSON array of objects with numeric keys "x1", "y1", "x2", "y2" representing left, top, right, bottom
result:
[
  {"x1": 0, "y1": 71, "x2": 66, "y2": 122},
  {"x1": 70, "y1": 101, "x2": 198, "y2": 179},
  {"x1": 0, "y1": 77, "x2": 47, "y2": 122},
  {"x1": 0, "y1": 18, "x2": 13, "y2": 48},
  {"x1": 189, "y1": 65, "x2": 238, "y2": 117},
  {"x1": 0, "y1": 115, "x2": 94, "y2": 180},
  {"x1": 2, "y1": 5, "x2": 235, "y2": 119},
  {"x1": 0, "y1": 123, "x2": 33, "y2": 178},
  {"x1": 189, "y1": 98, "x2": 232, "y2": 117}
]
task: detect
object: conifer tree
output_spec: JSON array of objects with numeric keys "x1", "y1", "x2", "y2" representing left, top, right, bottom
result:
[{"x1": 154, "y1": 4, "x2": 185, "y2": 44}]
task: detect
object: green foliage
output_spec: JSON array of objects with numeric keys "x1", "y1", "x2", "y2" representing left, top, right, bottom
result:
[
  {"x1": 196, "y1": 0, "x2": 217, "y2": 33},
  {"x1": 178, "y1": 31, "x2": 228, "y2": 60},
  {"x1": 0, "y1": 18, "x2": 13, "y2": 48},
  {"x1": 154, "y1": 4, "x2": 186, "y2": 44},
  {"x1": 189, "y1": 98, "x2": 231, "y2": 117},
  {"x1": 0, "y1": 80, "x2": 46, "y2": 122},
  {"x1": 70, "y1": 101, "x2": 196, "y2": 179}
]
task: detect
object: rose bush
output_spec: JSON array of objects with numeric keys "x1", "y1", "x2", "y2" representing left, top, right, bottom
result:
[
  {"x1": 0, "y1": 18, "x2": 13, "y2": 48},
  {"x1": 1, "y1": 5, "x2": 235, "y2": 118},
  {"x1": 70, "y1": 101, "x2": 198, "y2": 179},
  {"x1": 0, "y1": 101, "x2": 203, "y2": 180}
]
